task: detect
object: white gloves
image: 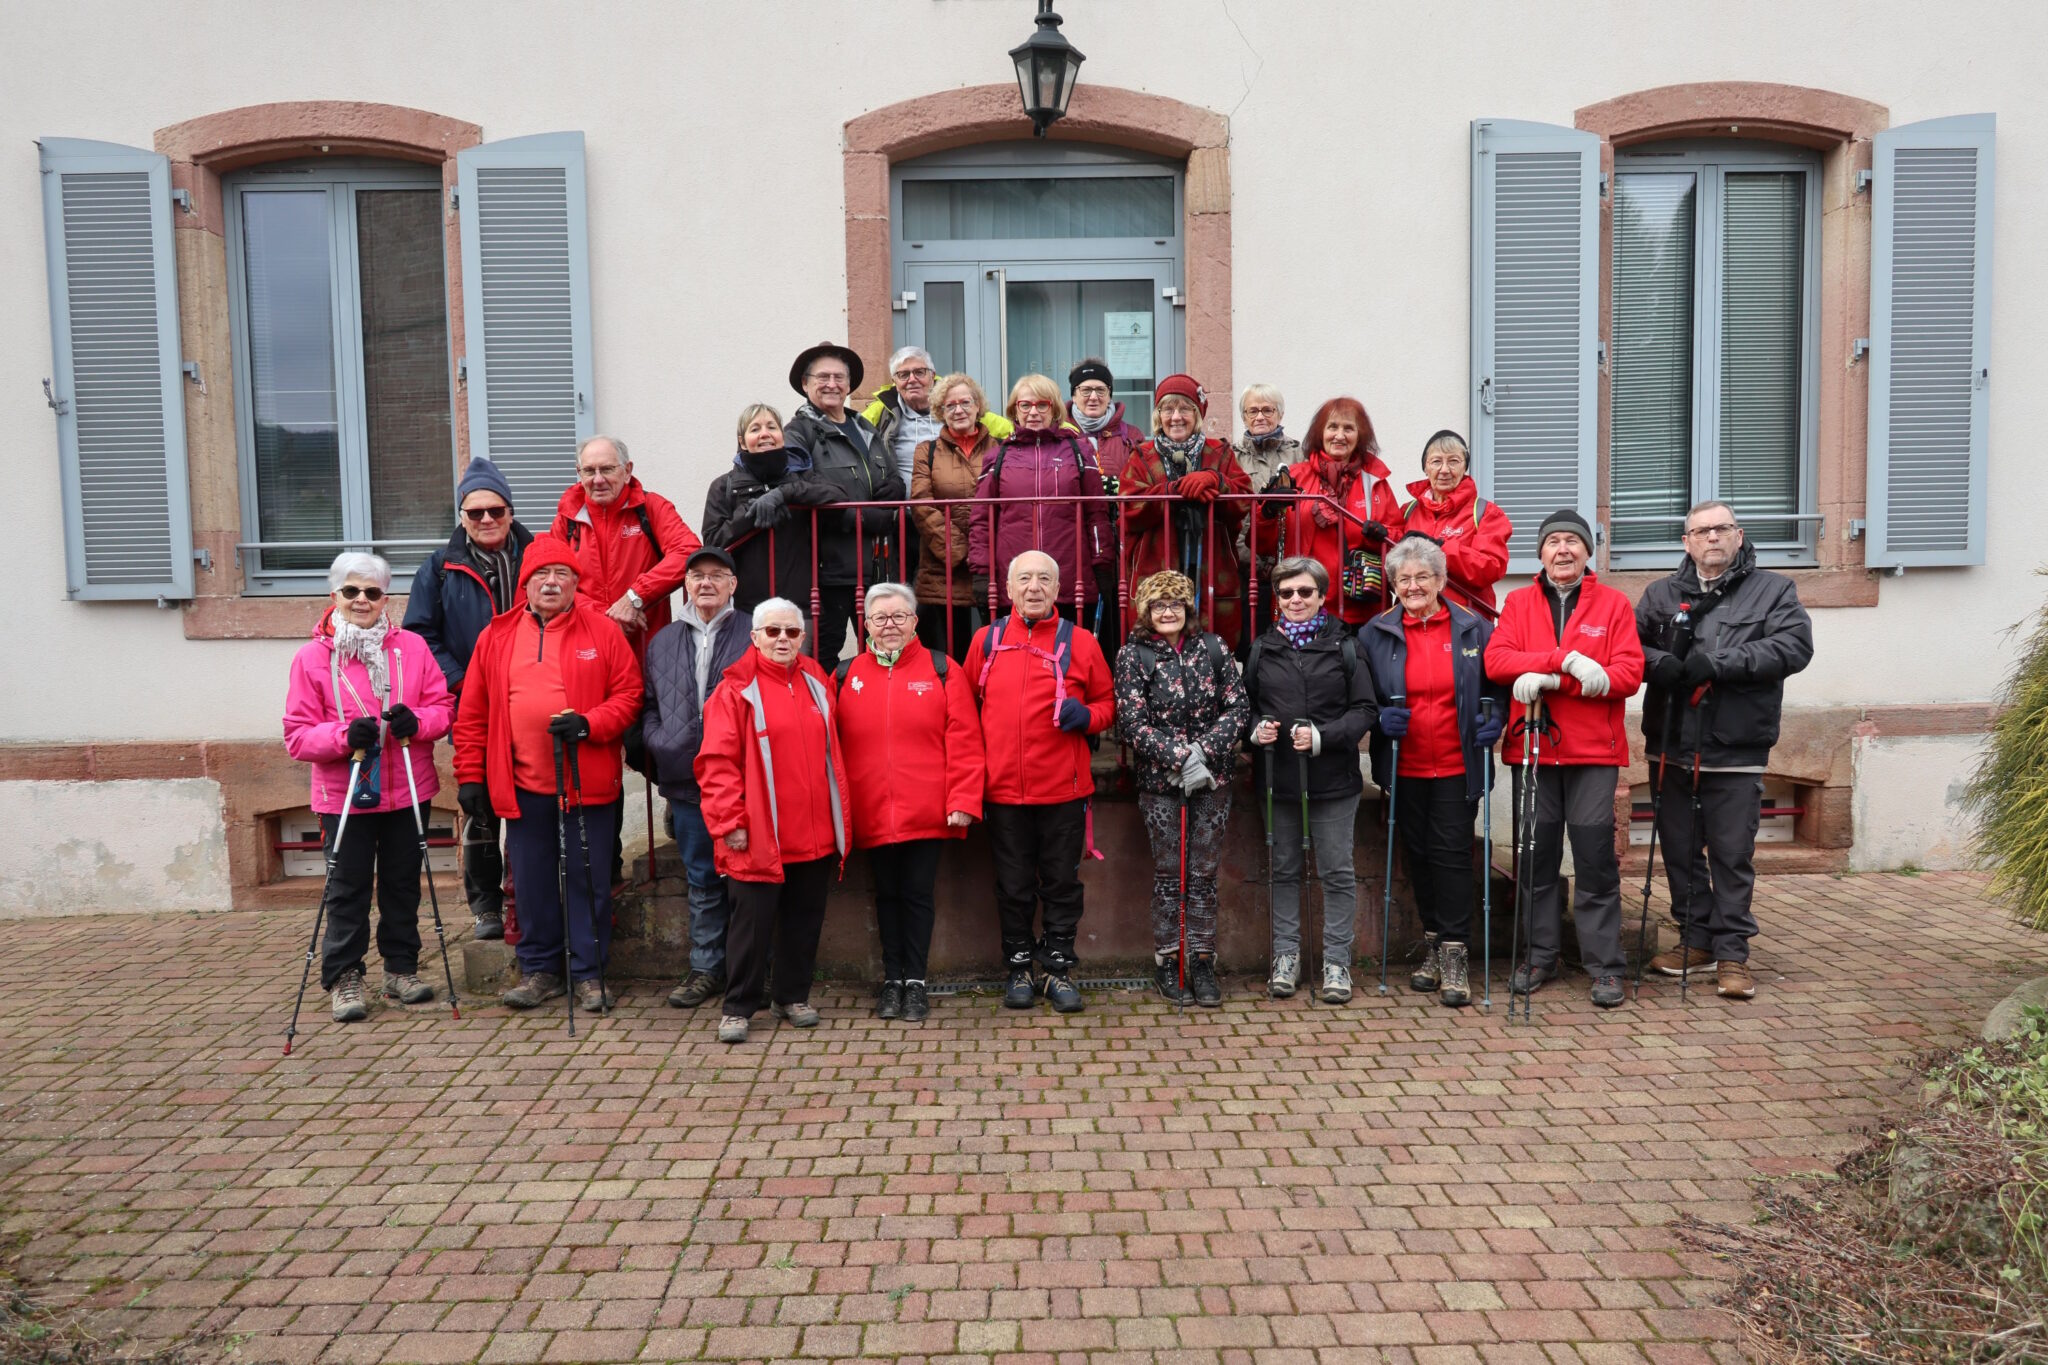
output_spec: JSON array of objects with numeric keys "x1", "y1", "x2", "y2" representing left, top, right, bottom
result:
[
  {"x1": 1513, "y1": 672, "x2": 1561, "y2": 705},
  {"x1": 1179, "y1": 744, "x2": 1215, "y2": 796},
  {"x1": 1561, "y1": 650, "x2": 1611, "y2": 698}
]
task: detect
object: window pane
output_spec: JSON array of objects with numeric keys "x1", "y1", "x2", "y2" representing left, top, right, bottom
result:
[
  {"x1": 1610, "y1": 173, "x2": 1695, "y2": 549},
  {"x1": 357, "y1": 189, "x2": 453, "y2": 568},
  {"x1": 903, "y1": 177, "x2": 1173, "y2": 240},
  {"x1": 923, "y1": 280, "x2": 966, "y2": 377},
  {"x1": 1719, "y1": 172, "x2": 1804, "y2": 540},
  {"x1": 1004, "y1": 279, "x2": 1156, "y2": 426},
  {"x1": 243, "y1": 190, "x2": 341, "y2": 572}
]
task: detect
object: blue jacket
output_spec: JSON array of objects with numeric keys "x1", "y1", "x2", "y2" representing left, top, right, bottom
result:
[
  {"x1": 402, "y1": 522, "x2": 535, "y2": 693},
  {"x1": 641, "y1": 606, "x2": 753, "y2": 804},
  {"x1": 1358, "y1": 600, "x2": 1508, "y2": 802}
]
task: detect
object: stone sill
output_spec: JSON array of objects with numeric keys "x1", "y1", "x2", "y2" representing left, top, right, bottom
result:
[
  {"x1": 183, "y1": 593, "x2": 411, "y2": 641},
  {"x1": 1599, "y1": 567, "x2": 1879, "y2": 609}
]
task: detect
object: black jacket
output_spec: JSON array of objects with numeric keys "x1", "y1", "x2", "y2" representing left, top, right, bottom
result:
[
  {"x1": 702, "y1": 446, "x2": 842, "y2": 614},
  {"x1": 1242, "y1": 616, "x2": 1380, "y2": 802},
  {"x1": 779, "y1": 404, "x2": 906, "y2": 586},
  {"x1": 1636, "y1": 542, "x2": 1814, "y2": 767},
  {"x1": 640, "y1": 606, "x2": 753, "y2": 803},
  {"x1": 1358, "y1": 601, "x2": 1508, "y2": 802},
  {"x1": 401, "y1": 521, "x2": 536, "y2": 692}
]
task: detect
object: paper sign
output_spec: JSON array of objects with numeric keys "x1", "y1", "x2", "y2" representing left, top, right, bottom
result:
[{"x1": 1102, "y1": 311, "x2": 1153, "y2": 382}]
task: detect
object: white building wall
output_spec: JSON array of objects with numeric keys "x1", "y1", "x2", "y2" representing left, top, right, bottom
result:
[{"x1": 0, "y1": 779, "x2": 230, "y2": 914}]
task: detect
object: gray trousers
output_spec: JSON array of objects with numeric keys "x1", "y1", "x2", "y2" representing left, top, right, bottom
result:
[
  {"x1": 1653, "y1": 767, "x2": 1763, "y2": 963},
  {"x1": 1513, "y1": 765, "x2": 1624, "y2": 976},
  {"x1": 1263, "y1": 790, "x2": 1361, "y2": 965}
]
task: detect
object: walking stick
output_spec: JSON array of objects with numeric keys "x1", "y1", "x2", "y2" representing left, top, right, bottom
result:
[
  {"x1": 1635, "y1": 698, "x2": 1678, "y2": 1002},
  {"x1": 552, "y1": 734, "x2": 577, "y2": 1039},
  {"x1": 1477, "y1": 697, "x2": 1498, "y2": 1013},
  {"x1": 1294, "y1": 719, "x2": 1317, "y2": 1005},
  {"x1": 1262, "y1": 717, "x2": 1276, "y2": 986},
  {"x1": 1177, "y1": 785, "x2": 1190, "y2": 1013},
  {"x1": 566, "y1": 737, "x2": 606, "y2": 1015},
  {"x1": 284, "y1": 750, "x2": 363, "y2": 1055},
  {"x1": 1506, "y1": 697, "x2": 1544, "y2": 1025},
  {"x1": 1378, "y1": 692, "x2": 1405, "y2": 996},
  {"x1": 1682, "y1": 749, "x2": 1709, "y2": 1006},
  {"x1": 399, "y1": 738, "x2": 460, "y2": 1020}
]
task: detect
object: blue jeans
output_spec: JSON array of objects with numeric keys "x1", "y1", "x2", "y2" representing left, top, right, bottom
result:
[{"x1": 670, "y1": 800, "x2": 731, "y2": 974}]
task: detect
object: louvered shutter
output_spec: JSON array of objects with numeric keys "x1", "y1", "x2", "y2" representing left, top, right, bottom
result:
[
  {"x1": 457, "y1": 132, "x2": 595, "y2": 520},
  {"x1": 1470, "y1": 120, "x2": 1600, "y2": 572},
  {"x1": 1867, "y1": 114, "x2": 1994, "y2": 568},
  {"x1": 38, "y1": 138, "x2": 194, "y2": 600}
]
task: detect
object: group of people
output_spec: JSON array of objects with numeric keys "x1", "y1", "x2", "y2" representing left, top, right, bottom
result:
[{"x1": 281, "y1": 338, "x2": 1815, "y2": 1041}]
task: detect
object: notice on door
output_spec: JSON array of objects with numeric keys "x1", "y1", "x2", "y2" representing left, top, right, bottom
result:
[{"x1": 1103, "y1": 312, "x2": 1153, "y2": 382}]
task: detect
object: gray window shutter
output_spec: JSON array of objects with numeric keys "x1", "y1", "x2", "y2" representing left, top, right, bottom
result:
[
  {"x1": 1867, "y1": 114, "x2": 1994, "y2": 568},
  {"x1": 38, "y1": 138, "x2": 195, "y2": 600},
  {"x1": 457, "y1": 132, "x2": 595, "y2": 520},
  {"x1": 1470, "y1": 119, "x2": 1600, "y2": 573}
]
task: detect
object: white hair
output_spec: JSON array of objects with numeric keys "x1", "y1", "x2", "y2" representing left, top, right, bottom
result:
[
  {"x1": 1239, "y1": 383, "x2": 1284, "y2": 418},
  {"x1": 865, "y1": 581, "x2": 917, "y2": 615},
  {"x1": 576, "y1": 434, "x2": 629, "y2": 465},
  {"x1": 327, "y1": 551, "x2": 391, "y2": 592},
  {"x1": 888, "y1": 346, "x2": 934, "y2": 376},
  {"x1": 1383, "y1": 535, "x2": 1448, "y2": 583},
  {"x1": 751, "y1": 597, "x2": 804, "y2": 629}
]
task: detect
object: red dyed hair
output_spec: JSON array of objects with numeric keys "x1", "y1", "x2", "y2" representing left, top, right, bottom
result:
[{"x1": 1301, "y1": 396, "x2": 1380, "y2": 461}]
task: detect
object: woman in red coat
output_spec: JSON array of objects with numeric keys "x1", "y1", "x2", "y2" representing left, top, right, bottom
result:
[
  {"x1": 1252, "y1": 397, "x2": 1404, "y2": 630},
  {"x1": 1119, "y1": 374, "x2": 1252, "y2": 649},
  {"x1": 1395, "y1": 430, "x2": 1513, "y2": 613}
]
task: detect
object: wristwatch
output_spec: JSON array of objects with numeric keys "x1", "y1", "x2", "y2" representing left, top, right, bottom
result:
[{"x1": 625, "y1": 589, "x2": 644, "y2": 610}]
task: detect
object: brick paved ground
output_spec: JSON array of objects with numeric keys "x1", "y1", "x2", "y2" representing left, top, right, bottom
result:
[{"x1": 1, "y1": 870, "x2": 2039, "y2": 1365}]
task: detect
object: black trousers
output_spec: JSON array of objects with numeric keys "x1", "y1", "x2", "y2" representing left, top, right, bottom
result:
[
  {"x1": 916, "y1": 602, "x2": 978, "y2": 662},
  {"x1": 1513, "y1": 764, "x2": 1624, "y2": 975},
  {"x1": 1653, "y1": 766, "x2": 1764, "y2": 963},
  {"x1": 317, "y1": 805, "x2": 424, "y2": 989},
  {"x1": 725, "y1": 856, "x2": 836, "y2": 1018},
  {"x1": 985, "y1": 799, "x2": 1087, "y2": 971},
  {"x1": 1394, "y1": 774, "x2": 1478, "y2": 944},
  {"x1": 460, "y1": 810, "x2": 504, "y2": 919},
  {"x1": 869, "y1": 838, "x2": 943, "y2": 981},
  {"x1": 813, "y1": 584, "x2": 858, "y2": 663}
]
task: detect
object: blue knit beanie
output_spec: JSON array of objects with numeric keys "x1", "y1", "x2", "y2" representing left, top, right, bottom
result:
[{"x1": 456, "y1": 457, "x2": 515, "y2": 511}]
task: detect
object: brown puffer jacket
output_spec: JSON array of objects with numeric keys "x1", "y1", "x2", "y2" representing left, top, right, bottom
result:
[{"x1": 909, "y1": 427, "x2": 992, "y2": 606}]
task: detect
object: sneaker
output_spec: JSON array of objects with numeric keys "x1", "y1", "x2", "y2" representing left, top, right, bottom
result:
[
  {"x1": 901, "y1": 981, "x2": 930, "y2": 1022},
  {"x1": 574, "y1": 978, "x2": 613, "y2": 1013},
  {"x1": 471, "y1": 912, "x2": 505, "y2": 941},
  {"x1": 1002, "y1": 967, "x2": 1037, "y2": 1010},
  {"x1": 773, "y1": 1001, "x2": 821, "y2": 1028},
  {"x1": 1716, "y1": 960, "x2": 1756, "y2": 999},
  {"x1": 1269, "y1": 952, "x2": 1300, "y2": 999},
  {"x1": 1154, "y1": 956, "x2": 1194, "y2": 1006},
  {"x1": 1189, "y1": 955, "x2": 1222, "y2": 1009},
  {"x1": 877, "y1": 980, "x2": 905, "y2": 1020},
  {"x1": 1590, "y1": 974, "x2": 1625, "y2": 1009},
  {"x1": 717, "y1": 1014, "x2": 748, "y2": 1044},
  {"x1": 1409, "y1": 933, "x2": 1442, "y2": 993},
  {"x1": 331, "y1": 968, "x2": 368, "y2": 1022},
  {"x1": 1041, "y1": 973, "x2": 1085, "y2": 1014},
  {"x1": 1508, "y1": 960, "x2": 1560, "y2": 996},
  {"x1": 502, "y1": 972, "x2": 565, "y2": 1009},
  {"x1": 1648, "y1": 944, "x2": 1713, "y2": 978},
  {"x1": 667, "y1": 968, "x2": 727, "y2": 1009},
  {"x1": 382, "y1": 972, "x2": 435, "y2": 1005},
  {"x1": 1319, "y1": 962, "x2": 1353, "y2": 1004},
  {"x1": 1437, "y1": 941, "x2": 1470, "y2": 1008}
]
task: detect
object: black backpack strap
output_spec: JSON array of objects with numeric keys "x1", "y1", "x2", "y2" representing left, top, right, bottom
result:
[
  {"x1": 930, "y1": 651, "x2": 949, "y2": 680},
  {"x1": 635, "y1": 504, "x2": 661, "y2": 560},
  {"x1": 833, "y1": 657, "x2": 852, "y2": 687}
]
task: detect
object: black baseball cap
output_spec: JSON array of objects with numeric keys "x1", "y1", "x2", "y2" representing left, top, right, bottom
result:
[{"x1": 685, "y1": 546, "x2": 736, "y2": 573}]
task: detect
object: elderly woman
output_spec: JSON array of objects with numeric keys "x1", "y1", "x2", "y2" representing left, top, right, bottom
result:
[
  {"x1": 967, "y1": 374, "x2": 1116, "y2": 631},
  {"x1": 283, "y1": 552, "x2": 455, "y2": 1023},
  {"x1": 695, "y1": 597, "x2": 852, "y2": 1044},
  {"x1": 1253, "y1": 397, "x2": 1405, "y2": 631},
  {"x1": 1394, "y1": 430, "x2": 1513, "y2": 612},
  {"x1": 1243, "y1": 555, "x2": 1379, "y2": 1002},
  {"x1": 702, "y1": 403, "x2": 840, "y2": 617},
  {"x1": 1233, "y1": 384, "x2": 1301, "y2": 640},
  {"x1": 832, "y1": 583, "x2": 986, "y2": 1022},
  {"x1": 1120, "y1": 375, "x2": 1253, "y2": 650},
  {"x1": 1360, "y1": 534, "x2": 1510, "y2": 1007},
  {"x1": 910, "y1": 374, "x2": 998, "y2": 659},
  {"x1": 1115, "y1": 571, "x2": 1249, "y2": 1005}
]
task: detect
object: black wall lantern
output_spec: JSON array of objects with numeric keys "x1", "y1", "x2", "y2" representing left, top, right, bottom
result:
[{"x1": 1010, "y1": 0, "x2": 1085, "y2": 137}]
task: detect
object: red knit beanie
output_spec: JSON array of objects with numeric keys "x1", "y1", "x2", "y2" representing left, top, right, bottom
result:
[
  {"x1": 518, "y1": 535, "x2": 581, "y2": 587},
  {"x1": 1153, "y1": 373, "x2": 1208, "y2": 416}
]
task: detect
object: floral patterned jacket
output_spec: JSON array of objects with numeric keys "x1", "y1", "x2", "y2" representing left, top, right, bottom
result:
[{"x1": 1113, "y1": 628, "x2": 1251, "y2": 796}]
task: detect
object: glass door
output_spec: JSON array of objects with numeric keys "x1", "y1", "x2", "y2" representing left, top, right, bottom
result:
[
  {"x1": 983, "y1": 261, "x2": 1174, "y2": 427},
  {"x1": 902, "y1": 264, "x2": 982, "y2": 382}
]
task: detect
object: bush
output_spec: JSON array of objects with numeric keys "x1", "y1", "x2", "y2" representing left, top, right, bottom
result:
[{"x1": 1964, "y1": 571, "x2": 2048, "y2": 930}]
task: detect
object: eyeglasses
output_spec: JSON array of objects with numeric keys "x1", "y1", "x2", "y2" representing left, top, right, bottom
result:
[
  {"x1": 1273, "y1": 585, "x2": 1320, "y2": 600},
  {"x1": 577, "y1": 464, "x2": 622, "y2": 480},
  {"x1": 1394, "y1": 576, "x2": 1438, "y2": 590},
  {"x1": 685, "y1": 570, "x2": 734, "y2": 585},
  {"x1": 1074, "y1": 384, "x2": 1112, "y2": 399},
  {"x1": 1151, "y1": 602, "x2": 1186, "y2": 613},
  {"x1": 867, "y1": 612, "x2": 913, "y2": 627},
  {"x1": 1684, "y1": 523, "x2": 1739, "y2": 539},
  {"x1": 336, "y1": 585, "x2": 386, "y2": 602},
  {"x1": 941, "y1": 398, "x2": 979, "y2": 411},
  {"x1": 1015, "y1": 400, "x2": 1055, "y2": 413},
  {"x1": 757, "y1": 625, "x2": 803, "y2": 640},
  {"x1": 462, "y1": 505, "x2": 510, "y2": 522},
  {"x1": 807, "y1": 371, "x2": 850, "y2": 387},
  {"x1": 894, "y1": 366, "x2": 934, "y2": 382},
  {"x1": 1243, "y1": 405, "x2": 1280, "y2": 418}
]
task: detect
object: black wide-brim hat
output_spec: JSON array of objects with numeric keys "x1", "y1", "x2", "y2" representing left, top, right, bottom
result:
[{"x1": 789, "y1": 341, "x2": 864, "y2": 396}]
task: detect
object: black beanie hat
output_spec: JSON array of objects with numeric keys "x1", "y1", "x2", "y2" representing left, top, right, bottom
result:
[{"x1": 1536, "y1": 508, "x2": 1594, "y2": 552}]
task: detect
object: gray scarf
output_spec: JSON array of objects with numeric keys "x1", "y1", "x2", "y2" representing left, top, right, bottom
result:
[
  {"x1": 470, "y1": 536, "x2": 516, "y2": 612},
  {"x1": 1074, "y1": 407, "x2": 1114, "y2": 436},
  {"x1": 333, "y1": 617, "x2": 392, "y2": 701}
]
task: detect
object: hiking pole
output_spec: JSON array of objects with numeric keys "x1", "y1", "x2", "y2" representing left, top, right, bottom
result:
[
  {"x1": 399, "y1": 738, "x2": 460, "y2": 1021},
  {"x1": 553, "y1": 733, "x2": 577, "y2": 1039},
  {"x1": 1177, "y1": 784, "x2": 1190, "y2": 1014},
  {"x1": 1262, "y1": 718, "x2": 1276, "y2": 988},
  {"x1": 285, "y1": 750, "x2": 363, "y2": 1055},
  {"x1": 566, "y1": 736, "x2": 606, "y2": 1017},
  {"x1": 1294, "y1": 719, "x2": 1317, "y2": 1006},
  {"x1": 1378, "y1": 692, "x2": 1404, "y2": 996},
  {"x1": 1681, "y1": 749, "x2": 1708, "y2": 1006},
  {"x1": 1478, "y1": 697, "x2": 1498, "y2": 1013},
  {"x1": 1635, "y1": 737, "x2": 1673, "y2": 1003},
  {"x1": 1506, "y1": 698, "x2": 1543, "y2": 1025}
]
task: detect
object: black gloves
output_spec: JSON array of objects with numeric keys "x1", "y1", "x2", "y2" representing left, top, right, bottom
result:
[
  {"x1": 1092, "y1": 564, "x2": 1118, "y2": 605},
  {"x1": 383, "y1": 703, "x2": 419, "y2": 740},
  {"x1": 1057, "y1": 698, "x2": 1093, "y2": 733},
  {"x1": 1682, "y1": 651, "x2": 1718, "y2": 686},
  {"x1": 345, "y1": 717, "x2": 380, "y2": 753},
  {"x1": 622, "y1": 722, "x2": 649, "y2": 776},
  {"x1": 547, "y1": 711, "x2": 591, "y2": 742},
  {"x1": 1259, "y1": 468, "x2": 1294, "y2": 519},
  {"x1": 1362, "y1": 520, "x2": 1391, "y2": 546},
  {"x1": 970, "y1": 575, "x2": 991, "y2": 606},
  {"x1": 457, "y1": 783, "x2": 491, "y2": 823},
  {"x1": 1648, "y1": 654, "x2": 1685, "y2": 691},
  {"x1": 750, "y1": 485, "x2": 791, "y2": 527}
]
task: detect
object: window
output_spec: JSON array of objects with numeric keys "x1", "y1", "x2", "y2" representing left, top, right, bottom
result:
[
  {"x1": 224, "y1": 159, "x2": 455, "y2": 591},
  {"x1": 1610, "y1": 143, "x2": 1820, "y2": 565}
]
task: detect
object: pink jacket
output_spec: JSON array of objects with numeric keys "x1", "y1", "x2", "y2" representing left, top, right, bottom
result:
[{"x1": 283, "y1": 610, "x2": 456, "y2": 815}]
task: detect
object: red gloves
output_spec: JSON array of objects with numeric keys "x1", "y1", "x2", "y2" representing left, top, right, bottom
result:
[{"x1": 1175, "y1": 469, "x2": 1222, "y2": 502}]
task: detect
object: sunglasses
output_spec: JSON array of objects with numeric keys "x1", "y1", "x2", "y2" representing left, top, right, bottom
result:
[
  {"x1": 336, "y1": 585, "x2": 386, "y2": 602},
  {"x1": 1273, "y1": 586, "x2": 1320, "y2": 600},
  {"x1": 756, "y1": 625, "x2": 803, "y2": 640},
  {"x1": 463, "y1": 505, "x2": 510, "y2": 522}
]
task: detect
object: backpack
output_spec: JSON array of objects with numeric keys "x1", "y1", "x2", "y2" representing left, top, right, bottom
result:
[
  {"x1": 1124, "y1": 632, "x2": 1230, "y2": 693},
  {"x1": 976, "y1": 615, "x2": 1077, "y2": 725},
  {"x1": 1400, "y1": 493, "x2": 1493, "y2": 531},
  {"x1": 834, "y1": 648, "x2": 950, "y2": 687},
  {"x1": 563, "y1": 504, "x2": 662, "y2": 559}
]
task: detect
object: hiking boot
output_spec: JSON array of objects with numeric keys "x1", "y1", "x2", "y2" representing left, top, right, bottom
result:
[
  {"x1": 717, "y1": 1014, "x2": 748, "y2": 1044},
  {"x1": 667, "y1": 968, "x2": 726, "y2": 1009},
  {"x1": 1154, "y1": 956, "x2": 1194, "y2": 1006},
  {"x1": 331, "y1": 969, "x2": 368, "y2": 1023},
  {"x1": 1508, "y1": 960, "x2": 1559, "y2": 996},
  {"x1": 902, "y1": 981, "x2": 930, "y2": 1022},
  {"x1": 1269, "y1": 952, "x2": 1300, "y2": 999},
  {"x1": 1648, "y1": 944, "x2": 1713, "y2": 978},
  {"x1": 1716, "y1": 960, "x2": 1756, "y2": 999},
  {"x1": 1437, "y1": 941, "x2": 1471, "y2": 1008},
  {"x1": 877, "y1": 980, "x2": 905, "y2": 1020},
  {"x1": 382, "y1": 971, "x2": 435, "y2": 1005},
  {"x1": 773, "y1": 1001, "x2": 821, "y2": 1028},
  {"x1": 1590, "y1": 974, "x2": 1625, "y2": 1009},
  {"x1": 574, "y1": 979, "x2": 613, "y2": 1013},
  {"x1": 1409, "y1": 933, "x2": 1442, "y2": 993},
  {"x1": 502, "y1": 972, "x2": 565, "y2": 1009},
  {"x1": 1320, "y1": 962, "x2": 1353, "y2": 1004},
  {"x1": 471, "y1": 912, "x2": 504, "y2": 941},
  {"x1": 1002, "y1": 968, "x2": 1037, "y2": 1010},
  {"x1": 1189, "y1": 955, "x2": 1223, "y2": 1008},
  {"x1": 1041, "y1": 972, "x2": 1085, "y2": 1014}
]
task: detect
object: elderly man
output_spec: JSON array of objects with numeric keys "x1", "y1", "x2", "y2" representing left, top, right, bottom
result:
[
  {"x1": 963, "y1": 550, "x2": 1115, "y2": 1014},
  {"x1": 403, "y1": 456, "x2": 534, "y2": 940},
  {"x1": 1637, "y1": 501, "x2": 1813, "y2": 1000},
  {"x1": 783, "y1": 342, "x2": 905, "y2": 662},
  {"x1": 862, "y1": 346, "x2": 942, "y2": 491},
  {"x1": 551, "y1": 435, "x2": 702, "y2": 658},
  {"x1": 1483, "y1": 509, "x2": 1644, "y2": 1010},
  {"x1": 641, "y1": 547, "x2": 754, "y2": 1011},
  {"x1": 454, "y1": 536, "x2": 642, "y2": 1015}
]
